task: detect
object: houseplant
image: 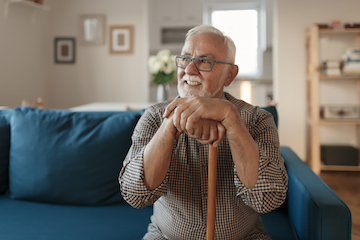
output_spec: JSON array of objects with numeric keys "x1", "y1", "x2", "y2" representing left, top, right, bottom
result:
[{"x1": 148, "y1": 49, "x2": 176, "y2": 102}]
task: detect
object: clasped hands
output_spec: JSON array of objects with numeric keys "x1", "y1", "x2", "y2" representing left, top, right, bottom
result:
[{"x1": 163, "y1": 97, "x2": 235, "y2": 147}]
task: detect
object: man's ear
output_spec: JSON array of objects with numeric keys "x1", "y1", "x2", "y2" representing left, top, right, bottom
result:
[{"x1": 224, "y1": 65, "x2": 239, "y2": 87}]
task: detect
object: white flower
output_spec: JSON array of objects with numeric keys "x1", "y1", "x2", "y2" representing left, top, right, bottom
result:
[
  {"x1": 148, "y1": 49, "x2": 177, "y2": 85},
  {"x1": 157, "y1": 49, "x2": 171, "y2": 59},
  {"x1": 164, "y1": 65, "x2": 173, "y2": 74},
  {"x1": 170, "y1": 55, "x2": 176, "y2": 70},
  {"x1": 148, "y1": 56, "x2": 160, "y2": 74}
]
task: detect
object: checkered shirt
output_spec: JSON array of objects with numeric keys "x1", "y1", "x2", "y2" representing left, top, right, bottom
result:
[{"x1": 119, "y1": 92, "x2": 288, "y2": 240}]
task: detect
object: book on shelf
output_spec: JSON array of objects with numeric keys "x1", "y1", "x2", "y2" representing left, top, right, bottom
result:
[
  {"x1": 343, "y1": 62, "x2": 360, "y2": 75},
  {"x1": 326, "y1": 60, "x2": 341, "y2": 68},
  {"x1": 321, "y1": 59, "x2": 342, "y2": 76},
  {"x1": 343, "y1": 48, "x2": 360, "y2": 61},
  {"x1": 324, "y1": 68, "x2": 341, "y2": 76},
  {"x1": 341, "y1": 48, "x2": 360, "y2": 75}
]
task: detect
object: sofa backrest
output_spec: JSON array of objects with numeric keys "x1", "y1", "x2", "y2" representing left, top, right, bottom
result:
[
  {"x1": 261, "y1": 105, "x2": 278, "y2": 128},
  {"x1": 0, "y1": 105, "x2": 278, "y2": 206},
  {"x1": 0, "y1": 107, "x2": 142, "y2": 206}
]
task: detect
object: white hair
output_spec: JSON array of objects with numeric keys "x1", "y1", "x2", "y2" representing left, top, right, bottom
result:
[{"x1": 186, "y1": 25, "x2": 236, "y2": 63}]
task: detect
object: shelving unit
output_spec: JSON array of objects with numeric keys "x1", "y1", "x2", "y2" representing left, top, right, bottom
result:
[
  {"x1": 306, "y1": 25, "x2": 360, "y2": 174},
  {"x1": 4, "y1": 0, "x2": 49, "y2": 18}
]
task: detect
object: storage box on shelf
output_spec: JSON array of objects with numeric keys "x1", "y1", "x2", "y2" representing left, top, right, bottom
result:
[{"x1": 306, "y1": 24, "x2": 360, "y2": 174}]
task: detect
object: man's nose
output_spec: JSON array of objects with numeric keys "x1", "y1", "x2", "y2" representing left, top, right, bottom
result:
[{"x1": 185, "y1": 59, "x2": 199, "y2": 75}]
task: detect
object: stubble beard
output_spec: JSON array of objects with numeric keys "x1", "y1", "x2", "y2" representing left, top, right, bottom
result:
[{"x1": 177, "y1": 75, "x2": 223, "y2": 98}]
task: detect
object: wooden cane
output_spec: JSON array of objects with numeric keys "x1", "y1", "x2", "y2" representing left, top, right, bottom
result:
[{"x1": 206, "y1": 145, "x2": 217, "y2": 240}]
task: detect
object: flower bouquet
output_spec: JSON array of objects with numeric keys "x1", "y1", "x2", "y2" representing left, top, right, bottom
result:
[{"x1": 148, "y1": 49, "x2": 176, "y2": 86}]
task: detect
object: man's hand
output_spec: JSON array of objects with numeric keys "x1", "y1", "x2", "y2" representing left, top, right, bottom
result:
[
  {"x1": 164, "y1": 96, "x2": 261, "y2": 188},
  {"x1": 182, "y1": 118, "x2": 225, "y2": 147},
  {"x1": 163, "y1": 97, "x2": 239, "y2": 128},
  {"x1": 163, "y1": 97, "x2": 234, "y2": 147}
]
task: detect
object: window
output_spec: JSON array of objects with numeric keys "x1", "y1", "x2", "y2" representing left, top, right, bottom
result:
[{"x1": 206, "y1": 2, "x2": 264, "y2": 78}]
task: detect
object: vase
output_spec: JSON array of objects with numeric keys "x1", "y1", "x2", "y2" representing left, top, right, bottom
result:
[{"x1": 157, "y1": 84, "x2": 169, "y2": 102}]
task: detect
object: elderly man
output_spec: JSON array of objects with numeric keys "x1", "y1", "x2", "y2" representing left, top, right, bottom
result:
[{"x1": 119, "y1": 25, "x2": 288, "y2": 240}]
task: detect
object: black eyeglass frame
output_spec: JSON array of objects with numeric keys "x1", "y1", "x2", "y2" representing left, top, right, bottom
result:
[{"x1": 175, "y1": 55, "x2": 234, "y2": 72}]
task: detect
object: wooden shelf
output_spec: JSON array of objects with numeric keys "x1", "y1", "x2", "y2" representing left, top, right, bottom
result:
[
  {"x1": 4, "y1": 0, "x2": 49, "y2": 18},
  {"x1": 306, "y1": 25, "x2": 360, "y2": 175},
  {"x1": 10, "y1": 0, "x2": 49, "y2": 10},
  {"x1": 320, "y1": 74, "x2": 360, "y2": 80},
  {"x1": 319, "y1": 28, "x2": 360, "y2": 34},
  {"x1": 320, "y1": 119, "x2": 360, "y2": 125},
  {"x1": 321, "y1": 164, "x2": 360, "y2": 171}
]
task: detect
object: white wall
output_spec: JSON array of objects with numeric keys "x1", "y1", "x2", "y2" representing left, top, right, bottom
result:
[
  {"x1": 1, "y1": 0, "x2": 271, "y2": 108},
  {"x1": 0, "y1": 0, "x2": 148, "y2": 109},
  {"x1": 47, "y1": 0, "x2": 148, "y2": 108},
  {"x1": 274, "y1": 0, "x2": 360, "y2": 159},
  {"x1": 0, "y1": 0, "x2": 49, "y2": 108}
]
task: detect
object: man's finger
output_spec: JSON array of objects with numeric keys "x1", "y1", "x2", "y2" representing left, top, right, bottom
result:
[
  {"x1": 175, "y1": 130, "x2": 183, "y2": 138},
  {"x1": 213, "y1": 122, "x2": 226, "y2": 148},
  {"x1": 163, "y1": 98, "x2": 185, "y2": 118}
]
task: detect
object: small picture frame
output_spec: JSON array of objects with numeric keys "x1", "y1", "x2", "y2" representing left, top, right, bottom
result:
[
  {"x1": 79, "y1": 14, "x2": 106, "y2": 45},
  {"x1": 54, "y1": 37, "x2": 76, "y2": 64},
  {"x1": 109, "y1": 25, "x2": 134, "y2": 54}
]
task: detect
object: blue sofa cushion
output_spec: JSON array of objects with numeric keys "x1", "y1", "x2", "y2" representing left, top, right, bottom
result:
[
  {"x1": 261, "y1": 205, "x2": 298, "y2": 240},
  {"x1": 9, "y1": 107, "x2": 141, "y2": 206},
  {"x1": 0, "y1": 110, "x2": 12, "y2": 194},
  {"x1": 0, "y1": 195, "x2": 153, "y2": 240}
]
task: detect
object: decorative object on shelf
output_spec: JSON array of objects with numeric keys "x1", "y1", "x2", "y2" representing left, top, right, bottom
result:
[
  {"x1": 316, "y1": 22, "x2": 360, "y2": 30},
  {"x1": 344, "y1": 23, "x2": 360, "y2": 29},
  {"x1": 79, "y1": 14, "x2": 106, "y2": 45},
  {"x1": 25, "y1": 0, "x2": 42, "y2": 5},
  {"x1": 4, "y1": 0, "x2": 50, "y2": 18},
  {"x1": 320, "y1": 105, "x2": 360, "y2": 119},
  {"x1": 148, "y1": 49, "x2": 176, "y2": 102},
  {"x1": 331, "y1": 20, "x2": 343, "y2": 30},
  {"x1": 54, "y1": 37, "x2": 76, "y2": 64},
  {"x1": 316, "y1": 23, "x2": 330, "y2": 29},
  {"x1": 342, "y1": 48, "x2": 360, "y2": 75},
  {"x1": 109, "y1": 25, "x2": 134, "y2": 54}
]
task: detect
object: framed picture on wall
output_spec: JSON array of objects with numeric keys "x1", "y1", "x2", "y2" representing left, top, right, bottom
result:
[
  {"x1": 109, "y1": 25, "x2": 134, "y2": 54},
  {"x1": 79, "y1": 14, "x2": 106, "y2": 45},
  {"x1": 54, "y1": 37, "x2": 76, "y2": 64}
]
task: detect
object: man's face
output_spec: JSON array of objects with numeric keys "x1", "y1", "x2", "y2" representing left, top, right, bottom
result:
[{"x1": 177, "y1": 32, "x2": 234, "y2": 99}]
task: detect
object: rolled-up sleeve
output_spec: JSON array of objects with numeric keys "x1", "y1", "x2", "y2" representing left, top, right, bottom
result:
[
  {"x1": 234, "y1": 108, "x2": 288, "y2": 214},
  {"x1": 119, "y1": 106, "x2": 169, "y2": 209}
]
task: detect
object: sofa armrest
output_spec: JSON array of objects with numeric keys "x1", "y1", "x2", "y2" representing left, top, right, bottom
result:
[
  {"x1": 281, "y1": 146, "x2": 351, "y2": 240},
  {"x1": 0, "y1": 109, "x2": 11, "y2": 195}
]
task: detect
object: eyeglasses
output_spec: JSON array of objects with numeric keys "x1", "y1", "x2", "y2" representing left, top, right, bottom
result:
[{"x1": 175, "y1": 55, "x2": 233, "y2": 72}]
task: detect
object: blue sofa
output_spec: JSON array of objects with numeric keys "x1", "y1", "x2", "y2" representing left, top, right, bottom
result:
[{"x1": 0, "y1": 107, "x2": 351, "y2": 240}]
